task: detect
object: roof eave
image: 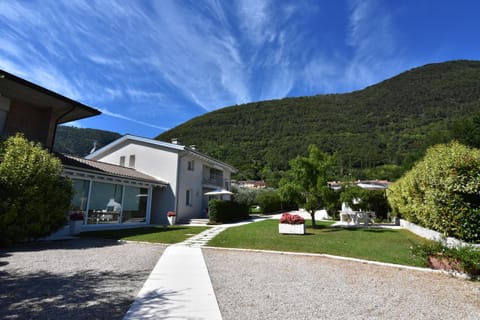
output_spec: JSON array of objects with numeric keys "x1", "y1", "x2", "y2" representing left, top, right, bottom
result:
[{"x1": 0, "y1": 69, "x2": 101, "y2": 123}]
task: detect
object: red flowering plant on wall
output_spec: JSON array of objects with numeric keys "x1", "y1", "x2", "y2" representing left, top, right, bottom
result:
[
  {"x1": 279, "y1": 213, "x2": 305, "y2": 225},
  {"x1": 167, "y1": 211, "x2": 176, "y2": 217}
]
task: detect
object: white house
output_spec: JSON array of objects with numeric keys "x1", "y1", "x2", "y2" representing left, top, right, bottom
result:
[
  {"x1": 85, "y1": 135, "x2": 236, "y2": 225},
  {"x1": 60, "y1": 153, "x2": 168, "y2": 230}
]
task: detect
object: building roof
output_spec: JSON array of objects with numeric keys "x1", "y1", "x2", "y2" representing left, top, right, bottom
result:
[
  {"x1": 0, "y1": 69, "x2": 101, "y2": 123},
  {"x1": 329, "y1": 180, "x2": 390, "y2": 191},
  {"x1": 59, "y1": 153, "x2": 168, "y2": 186},
  {"x1": 86, "y1": 134, "x2": 237, "y2": 173}
]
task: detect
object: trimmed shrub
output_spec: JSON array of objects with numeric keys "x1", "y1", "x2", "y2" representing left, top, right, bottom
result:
[
  {"x1": 0, "y1": 134, "x2": 73, "y2": 245},
  {"x1": 256, "y1": 190, "x2": 282, "y2": 214},
  {"x1": 234, "y1": 187, "x2": 261, "y2": 208},
  {"x1": 208, "y1": 199, "x2": 249, "y2": 223},
  {"x1": 388, "y1": 141, "x2": 480, "y2": 243}
]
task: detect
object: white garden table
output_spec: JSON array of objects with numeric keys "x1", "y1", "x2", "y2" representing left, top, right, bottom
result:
[{"x1": 340, "y1": 211, "x2": 375, "y2": 225}]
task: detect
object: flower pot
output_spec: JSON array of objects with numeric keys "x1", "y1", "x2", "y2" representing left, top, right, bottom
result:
[
  {"x1": 69, "y1": 220, "x2": 83, "y2": 235},
  {"x1": 279, "y1": 223, "x2": 305, "y2": 235},
  {"x1": 168, "y1": 216, "x2": 176, "y2": 225}
]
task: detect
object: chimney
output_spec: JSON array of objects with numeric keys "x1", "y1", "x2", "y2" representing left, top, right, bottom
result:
[{"x1": 171, "y1": 138, "x2": 180, "y2": 145}]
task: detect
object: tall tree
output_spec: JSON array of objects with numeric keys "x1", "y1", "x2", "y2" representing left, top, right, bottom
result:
[{"x1": 278, "y1": 145, "x2": 336, "y2": 227}]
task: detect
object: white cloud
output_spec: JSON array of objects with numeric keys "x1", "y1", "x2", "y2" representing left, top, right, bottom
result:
[
  {"x1": 99, "y1": 108, "x2": 168, "y2": 131},
  {"x1": 236, "y1": 0, "x2": 275, "y2": 45},
  {"x1": 125, "y1": 88, "x2": 165, "y2": 101},
  {"x1": 141, "y1": 0, "x2": 252, "y2": 110},
  {"x1": 303, "y1": 57, "x2": 343, "y2": 93},
  {"x1": 345, "y1": 0, "x2": 400, "y2": 88}
]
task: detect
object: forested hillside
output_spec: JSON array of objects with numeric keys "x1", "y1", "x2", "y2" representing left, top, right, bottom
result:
[
  {"x1": 53, "y1": 126, "x2": 121, "y2": 157},
  {"x1": 157, "y1": 60, "x2": 480, "y2": 184}
]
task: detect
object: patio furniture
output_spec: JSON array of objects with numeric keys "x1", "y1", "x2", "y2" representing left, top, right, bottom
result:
[
  {"x1": 340, "y1": 211, "x2": 359, "y2": 224},
  {"x1": 356, "y1": 211, "x2": 376, "y2": 225},
  {"x1": 339, "y1": 211, "x2": 376, "y2": 225}
]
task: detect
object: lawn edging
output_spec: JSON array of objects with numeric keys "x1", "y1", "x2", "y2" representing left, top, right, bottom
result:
[
  {"x1": 202, "y1": 246, "x2": 479, "y2": 280},
  {"x1": 400, "y1": 219, "x2": 480, "y2": 248}
]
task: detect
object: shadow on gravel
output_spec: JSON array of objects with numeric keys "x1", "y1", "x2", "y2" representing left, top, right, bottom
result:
[
  {"x1": 0, "y1": 268, "x2": 147, "y2": 320},
  {"x1": 0, "y1": 238, "x2": 123, "y2": 253}
]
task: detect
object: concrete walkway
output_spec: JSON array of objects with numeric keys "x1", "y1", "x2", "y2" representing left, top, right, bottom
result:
[
  {"x1": 124, "y1": 219, "x2": 265, "y2": 319},
  {"x1": 123, "y1": 244, "x2": 222, "y2": 319}
]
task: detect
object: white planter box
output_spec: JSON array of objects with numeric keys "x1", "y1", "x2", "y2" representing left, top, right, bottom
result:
[
  {"x1": 168, "y1": 216, "x2": 176, "y2": 225},
  {"x1": 279, "y1": 223, "x2": 305, "y2": 235}
]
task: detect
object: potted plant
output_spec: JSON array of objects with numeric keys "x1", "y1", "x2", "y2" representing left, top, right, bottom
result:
[
  {"x1": 278, "y1": 213, "x2": 305, "y2": 234},
  {"x1": 167, "y1": 211, "x2": 176, "y2": 225},
  {"x1": 69, "y1": 211, "x2": 84, "y2": 235}
]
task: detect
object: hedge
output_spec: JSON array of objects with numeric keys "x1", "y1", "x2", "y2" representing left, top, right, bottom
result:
[
  {"x1": 208, "y1": 199, "x2": 249, "y2": 223},
  {"x1": 256, "y1": 190, "x2": 282, "y2": 213},
  {"x1": 388, "y1": 141, "x2": 480, "y2": 243}
]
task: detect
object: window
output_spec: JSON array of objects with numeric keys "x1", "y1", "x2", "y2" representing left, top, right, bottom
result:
[
  {"x1": 87, "y1": 181, "x2": 123, "y2": 224},
  {"x1": 186, "y1": 189, "x2": 192, "y2": 206},
  {"x1": 68, "y1": 177, "x2": 151, "y2": 225},
  {"x1": 119, "y1": 156, "x2": 125, "y2": 167},
  {"x1": 71, "y1": 179, "x2": 90, "y2": 212},
  {"x1": 122, "y1": 186, "x2": 148, "y2": 223},
  {"x1": 188, "y1": 160, "x2": 195, "y2": 171},
  {"x1": 129, "y1": 155, "x2": 135, "y2": 168}
]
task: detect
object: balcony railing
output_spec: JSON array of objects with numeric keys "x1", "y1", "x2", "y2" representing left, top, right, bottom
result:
[
  {"x1": 203, "y1": 166, "x2": 224, "y2": 187},
  {"x1": 202, "y1": 176, "x2": 223, "y2": 187}
]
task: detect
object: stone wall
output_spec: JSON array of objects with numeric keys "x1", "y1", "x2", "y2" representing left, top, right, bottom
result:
[{"x1": 400, "y1": 219, "x2": 480, "y2": 248}]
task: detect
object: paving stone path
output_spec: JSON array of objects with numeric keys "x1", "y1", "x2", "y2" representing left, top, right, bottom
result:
[{"x1": 180, "y1": 226, "x2": 229, "y2": 247}]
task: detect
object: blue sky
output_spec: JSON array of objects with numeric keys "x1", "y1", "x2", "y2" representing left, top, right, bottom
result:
[{"x1": 1, "y1": 0, "x2": 480, "y2": 138}]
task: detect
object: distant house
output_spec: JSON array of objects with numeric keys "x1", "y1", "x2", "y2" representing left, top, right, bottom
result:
[
  {"x1": 234, "y1": 180, "x2": 266, "y2": 189},
  {"x1": 328, "y1": 180, "x2": 390, "y2": 191},
  {"x1": 0, "y1": 69, "x2": 100, "y2": 149},
  {"x1": 86, "y1": 135, "x2": 237, "y2": 225}
]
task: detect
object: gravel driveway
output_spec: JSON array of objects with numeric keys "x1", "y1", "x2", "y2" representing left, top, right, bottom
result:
[
  {"x1": 0, "y1": 238, "x2": 165, "y2": 320},
  {"x1": 203, "y1": 248, "x2": 480, "y2": 320},
  {"x1": 2, "y1": 239, "x2": 479, "y2": 320}
]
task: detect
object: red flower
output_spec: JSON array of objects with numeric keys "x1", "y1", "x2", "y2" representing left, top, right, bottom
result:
[
  {"x1": 279, "y1": 213, "x2": 304, "y2": 224},
  {"x1": 167, "y1": 211, "x2": 176, "y2": 217}
]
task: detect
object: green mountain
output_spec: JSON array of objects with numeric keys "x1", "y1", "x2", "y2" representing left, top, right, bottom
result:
[
  {"x1": 53, "y1": 126, "x2": 121, "y2": 157},
  {"x1": 156, "y1": 60, "x2": 480, "y2": 184}
]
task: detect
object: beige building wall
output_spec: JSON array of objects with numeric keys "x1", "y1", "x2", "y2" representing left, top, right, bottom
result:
[{"x1": 4, "y1": 100, "x2": 59, "y2": 148}]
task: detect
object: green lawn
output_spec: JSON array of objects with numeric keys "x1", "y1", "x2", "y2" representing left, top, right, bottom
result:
[
  {"x1": 80, "y1": 225, "x2": 209, "y2": 244},
  {"x1": 208, "y1": 219, "x2": 432, "y2": 267}
]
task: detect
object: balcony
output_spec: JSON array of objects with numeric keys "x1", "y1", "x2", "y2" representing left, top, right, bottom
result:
[{"x1": 203, "y1": 166, "x2": 223, "y2": 187}]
